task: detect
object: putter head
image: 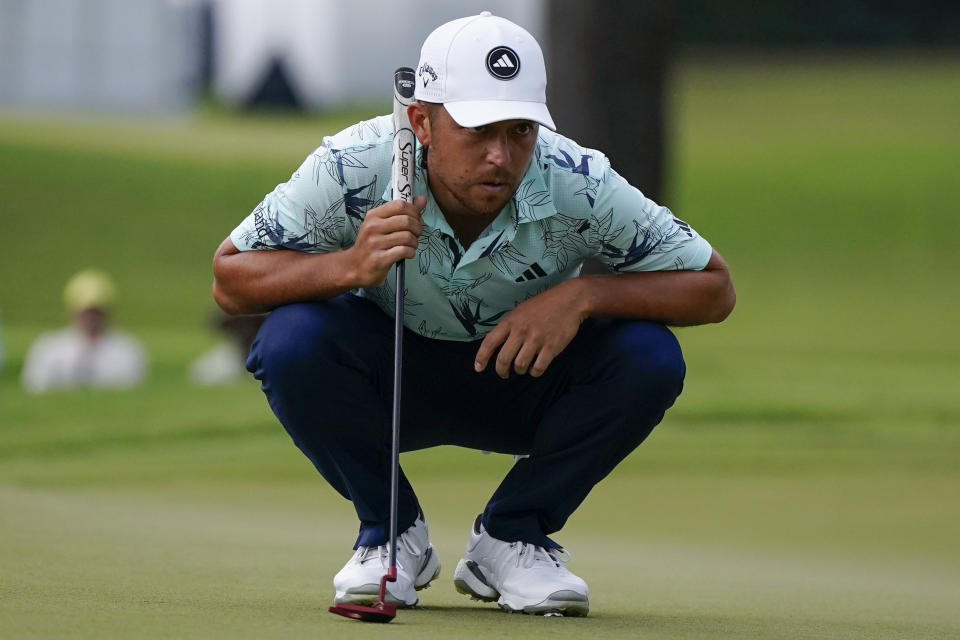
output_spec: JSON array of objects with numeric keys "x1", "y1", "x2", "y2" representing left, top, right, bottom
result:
[
  {"x1": 328, "y1": 567, "x2": 398, "y2": 623},
  {"x1": 328, "y1": 602, "x2": 396, "y2": 623}
]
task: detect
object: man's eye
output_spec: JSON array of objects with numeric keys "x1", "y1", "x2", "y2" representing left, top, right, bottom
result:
[
  {"x1": 471, "y1": 126, "x2": 487, "y2": 133},
  {"x1": 515, "y1": 123, "x2": 533, "y2": 135}
]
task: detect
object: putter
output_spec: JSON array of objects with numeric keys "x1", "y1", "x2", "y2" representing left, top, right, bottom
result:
[{"x1": 329, "y1": 66, "x2": 416, "y2": 624}]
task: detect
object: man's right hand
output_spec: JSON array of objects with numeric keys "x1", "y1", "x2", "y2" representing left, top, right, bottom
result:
[
  {"x1": 212, "y1": 196, "x2": 427, "y2": 315},
  {"x1": 345, "y1": 196, "x2": 427, "y2": 288}
]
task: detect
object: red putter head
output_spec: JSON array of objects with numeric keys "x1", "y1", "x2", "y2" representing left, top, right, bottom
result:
[{"x1": 328, "y1": 568, "x2": 398, "y2": 623}]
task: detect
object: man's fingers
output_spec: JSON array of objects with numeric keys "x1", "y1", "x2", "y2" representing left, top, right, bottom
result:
[
  {"x1": 367, "y1": 212, "x2": 423, "y2": 237},
  {"x1": 380, "y1": 244, "x2": 417, "y2": 263},
  {"x1": 364, "y1": 247, "x2": 416, "y2": 284},
  {"x1": 512, "y1": 341, "x2": 540, "y2": 375},
  {"x1": 363, "y1": 201, "x2": 424, "y2": 238},
  {"x1": 494, "y1": 334, "x2": 524, "y2": 379},
  {"x1": 529, "y1": 345, "x2": 559, "y2": 378},
  {"x1": 376, "y1": 230, "x2": 420, "y2": 250},
  {"x1": 475, "y1": 325, "x2": 508, "y2": 372},
  {"x1": 381, "y1": 197, "x2": 426, "y2": 219}
]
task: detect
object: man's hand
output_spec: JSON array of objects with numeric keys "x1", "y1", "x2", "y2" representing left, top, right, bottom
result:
[
  {"x1": 474, "y1": 280, "x2": 588, "y2": 379},
  {"x1": 346, "y1": 196, "x2": 426, "y2": 287}
]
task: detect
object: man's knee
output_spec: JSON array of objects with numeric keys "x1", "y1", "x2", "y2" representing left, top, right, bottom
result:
[
  {"x1": 248, "y1": 297, "x2": 390, "y2": 381},
  {"x1": 247, "y1": 302, "x2": 340, "y2": 379},
  {"x1": 609, "y1": 321, "x2": 686, "y2": 407}
]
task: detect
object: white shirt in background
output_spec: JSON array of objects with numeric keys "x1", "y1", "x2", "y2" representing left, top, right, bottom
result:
[{"x1": 21, "y1": 327, "x2": 147, "y2": 393}]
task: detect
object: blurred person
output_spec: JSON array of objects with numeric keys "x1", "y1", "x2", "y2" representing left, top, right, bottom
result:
[
  {"x1": 212, "y1": 13, "x2": 734, "y2": 616},
  {"x1": 21, "y1": 269, "x2": 148, "y2": 393},
  {"x1": 188, "y1": 311, "x2": 265, "y2": 385}
]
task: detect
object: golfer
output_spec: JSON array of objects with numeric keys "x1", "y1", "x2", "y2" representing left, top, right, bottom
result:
[{"x1": 213, "y1": 12, "x2": 734, "y2": 616}]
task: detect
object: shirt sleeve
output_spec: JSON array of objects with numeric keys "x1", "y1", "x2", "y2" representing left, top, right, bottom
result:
[
  {"x1": 229, "y1": 144, "x2": 350, "y2": 254},
  {"x1": 589, "y1": 166, "x2": 713, "y2": 272}
]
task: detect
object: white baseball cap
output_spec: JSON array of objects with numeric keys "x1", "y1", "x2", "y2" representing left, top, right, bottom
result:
[{"x1": 415, "y1": 11, "x2": 555, "y2": 130}]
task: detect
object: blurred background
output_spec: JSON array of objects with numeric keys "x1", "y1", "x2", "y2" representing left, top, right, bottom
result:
[{"x1": 1, "y1": 1, "x2": 958, "y2": 638}]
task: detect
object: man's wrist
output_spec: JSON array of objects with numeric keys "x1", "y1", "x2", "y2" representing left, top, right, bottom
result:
[
  {"x1": 567, "y1": 277, "x2": 595, "y2": 321},
  {"x1": 331, "y1": 248, "x2": 363, "y2": 290}
]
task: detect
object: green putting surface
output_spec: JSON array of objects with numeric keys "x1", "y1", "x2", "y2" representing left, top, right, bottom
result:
[{"x1": 2, "y1": 54, "x2": 958, "y2": 638}]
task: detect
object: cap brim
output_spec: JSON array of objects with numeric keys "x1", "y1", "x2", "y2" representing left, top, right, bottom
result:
[{"x1": 444, "y1": 100, "x2": 556, "y2": 131}]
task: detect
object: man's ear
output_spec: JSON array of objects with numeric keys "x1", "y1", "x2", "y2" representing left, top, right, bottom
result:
[{"x1": 408, "y1": 102, "x2": 431, "y2": 146}]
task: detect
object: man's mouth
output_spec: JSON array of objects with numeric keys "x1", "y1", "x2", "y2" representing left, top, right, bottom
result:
[{"x1": 477, "y1": 179, "x2": 511, "y2": 193}]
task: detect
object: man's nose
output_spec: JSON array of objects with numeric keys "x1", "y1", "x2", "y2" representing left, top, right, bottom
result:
[{"x1": 485, "y1": 136, "x2": 510, "y2": 166}]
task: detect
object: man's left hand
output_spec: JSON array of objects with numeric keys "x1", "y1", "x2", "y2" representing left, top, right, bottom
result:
[{"x1": 474, "y1": 280, "x2": 587, "y2": 379}]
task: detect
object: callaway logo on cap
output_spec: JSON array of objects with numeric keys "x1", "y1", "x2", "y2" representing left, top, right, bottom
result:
[{"x1": 415, "y1": 11, "x2": 555, "y2": 130}]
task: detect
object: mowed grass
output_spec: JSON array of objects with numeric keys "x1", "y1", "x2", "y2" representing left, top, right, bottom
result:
[{"x1": 1, "y1": 54, "x2": 959, "y2": 639}]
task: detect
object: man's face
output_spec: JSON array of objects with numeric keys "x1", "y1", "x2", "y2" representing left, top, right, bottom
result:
[
  {"x1": 411, "y1": 103, "x2": 538, "y2": 218},
  {"x1": 75, "y1": 307, "x2": 107, "y2": 339}
]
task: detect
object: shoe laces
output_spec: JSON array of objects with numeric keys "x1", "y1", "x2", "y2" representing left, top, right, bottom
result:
[
  {"x1": 356, "y1": 527, "x2": 424, "y2": 567},
  {"x1": 510, "y1": 541, "x2": 571, "y2": 569}
]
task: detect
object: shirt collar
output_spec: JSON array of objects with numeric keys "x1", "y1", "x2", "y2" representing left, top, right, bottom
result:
[{"x1": 512, "y1": 146, "x2": 557, "y2": 225}]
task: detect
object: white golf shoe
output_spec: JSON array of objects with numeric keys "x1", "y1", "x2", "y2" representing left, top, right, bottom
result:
[
  {"x1": 453, "y1": 515, "x2": 589, "y2": 616},
  {"x1": 333, "y1": 515, "x2": 441, "y2": 607}
]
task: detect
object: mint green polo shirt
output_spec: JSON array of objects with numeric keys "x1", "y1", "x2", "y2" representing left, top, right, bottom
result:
[{"x1": 230, "y1": 115, "x2": 713, "y2": 341}]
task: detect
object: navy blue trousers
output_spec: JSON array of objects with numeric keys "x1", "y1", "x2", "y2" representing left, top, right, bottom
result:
[{"x1": 246, "y1": 294, "x2": 685, "y2": 549}]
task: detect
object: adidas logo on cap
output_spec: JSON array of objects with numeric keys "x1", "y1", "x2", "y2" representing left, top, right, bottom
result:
[{"x1": 486, "y1": 46, "x2": 520, "y2": 79}]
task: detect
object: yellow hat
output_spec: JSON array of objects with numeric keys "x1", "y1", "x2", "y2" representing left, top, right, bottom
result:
[{"x1": 63, "y1": 269, "x2": 117, "y2": 313}]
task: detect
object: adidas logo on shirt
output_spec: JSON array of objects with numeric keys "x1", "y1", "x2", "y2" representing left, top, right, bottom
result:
[
  {"x1": 492, "y1": 54, "x2": 515, "y2": 69},
  {"x1": 515, "y1": 262, "x2": 547, "y2": 282}
]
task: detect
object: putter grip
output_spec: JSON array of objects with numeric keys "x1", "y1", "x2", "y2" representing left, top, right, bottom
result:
[{"x1": 392, "y1": 68, "x2": 416, "y2": 204}]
